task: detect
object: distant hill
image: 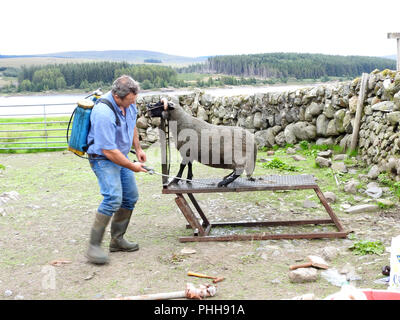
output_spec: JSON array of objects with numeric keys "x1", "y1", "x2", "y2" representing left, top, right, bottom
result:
[
  {"x1": 1, "y1": 50, "x2": 396, "y2": 69},
  {"x1": 37, "y1": 50, "x2": 208, "y2": 66},
  {"x1": 0, "y1": 54, "x2": 39, "y2": 59},
  {"x1": 0, "y1": 50, "x2": 208, "y2": 66}
]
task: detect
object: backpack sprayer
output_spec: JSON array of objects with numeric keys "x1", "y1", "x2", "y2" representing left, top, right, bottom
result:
[
  {"x1": 67, "y1": 88, "x2": 122, "y2": 159},
  {"x1": 67, "y1": 89, "x2": 103, "y2": 158}
]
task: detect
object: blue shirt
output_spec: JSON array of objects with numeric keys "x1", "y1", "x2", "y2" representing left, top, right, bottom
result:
[{"x1": 87, "y1": 91, "x2": 137, "y2": 156}]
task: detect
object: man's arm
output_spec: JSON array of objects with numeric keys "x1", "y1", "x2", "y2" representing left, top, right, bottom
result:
[
  {"x1": 102, "y1": 148, "x2": 147, "y2": 172},
  {"x1": 132, "y1": 127, "x2": 146, "y2": 162},
  {"x1": 132, "y1": 127, "x2": 141, "y2": 151}
]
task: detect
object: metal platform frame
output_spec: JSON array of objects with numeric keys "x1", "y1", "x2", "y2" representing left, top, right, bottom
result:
[{"x1": 158, "y1": 120, "x2": 349, "y2": 242}]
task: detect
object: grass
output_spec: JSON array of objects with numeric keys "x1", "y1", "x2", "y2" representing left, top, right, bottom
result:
[
  {"x1": 0, "y1": 76, "x2": 17, "y2": 86},
  {"x1": 299, "y1": 141, "x2": 345, "y2": 156},
  {"x1": 0, "y1": 116, "x2": 70, "y2": 153},
  {"x1": 176, "y1": 72, "x2": 214, "y2": 82},
  {"x1": 377, "y1": 200, "x2": 394, "y2": 209},
  {"x1": 0, "y1": 143, "x2": 398, "y2": 300},
  {"x1": 261, "y1": 157, "x2": 300, "y2": 172},
  {"x1": 378, "y1": 172, "x2": 400, "y2": 200},
  {"x1": 349, "y1": 240, "x2": 385, "y2": 256}
]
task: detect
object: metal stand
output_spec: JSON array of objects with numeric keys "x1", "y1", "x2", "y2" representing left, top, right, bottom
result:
[
  {"x1": 162, "y1": 175, "x2": 349, "y2": 242},
  {"x1": 158, "y1": 119, "x2": 348, "y2": 242}
]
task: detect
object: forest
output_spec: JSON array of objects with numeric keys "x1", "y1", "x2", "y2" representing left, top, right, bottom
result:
[
  {"x1": 14, "y1": 62, "x2": 185, "y2": 92},
  {"x1": 0, "y1": 52, "x2": 396, "y2": 93},
  {"x1": 178, "y1": 52, "x2": 396, "y2": 79}
]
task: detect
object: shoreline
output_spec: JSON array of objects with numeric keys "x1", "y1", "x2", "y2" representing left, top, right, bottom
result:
[{"x1": 0, "y1": 80, "x2": 347, "y2": 99}]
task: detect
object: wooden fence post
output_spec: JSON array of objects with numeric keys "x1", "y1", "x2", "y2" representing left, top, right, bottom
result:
[
  {"x1": 387, "y1": 33, "x2": 400, "y2": 71},
  {"x1": 350, "y1": 72, "x2": 369, "y2": 152}
]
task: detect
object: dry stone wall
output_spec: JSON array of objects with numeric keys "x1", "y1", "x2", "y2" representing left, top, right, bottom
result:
[{"x1": 135, "y1": 69, "x2": 400, "y2": 179}]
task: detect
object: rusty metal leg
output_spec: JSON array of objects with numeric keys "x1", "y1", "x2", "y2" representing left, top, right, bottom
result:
[
  {"x1": 167, "y1": 176, "x2": 349, "y2": 242},
  {"x1": 187, "y1": 193, "x2": 210, "y2": 227},
  {"x1": 179, "y1": 231, "x2": 349, "y2": 242},
  {"x1": 175, "y1": 194, "x2": 206, "y2": 236},
  {"x1": 314, "y1": 187, "x2": 345, "y2": 232}
]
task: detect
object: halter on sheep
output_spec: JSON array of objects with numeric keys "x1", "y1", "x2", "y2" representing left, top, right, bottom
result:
[{"x1": 146, "y1": 100, "x2": 257, "y2": 187}]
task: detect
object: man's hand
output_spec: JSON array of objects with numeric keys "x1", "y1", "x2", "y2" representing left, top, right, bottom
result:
[
  {"x1": 161, "y1": 97, "x2": 169, "y2": 111},
  {"x1": 136, "y1": 148, "x2": 147, "y2": 163},
  {"x1": 132, "y1": 162, "x2": 148, "y2": 173},
  {"x1": 102, "y1": 149, "x2": 147, "y2": 173}
]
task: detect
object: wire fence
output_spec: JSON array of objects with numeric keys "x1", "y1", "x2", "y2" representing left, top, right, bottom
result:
[{"x1": 0, "y1": 103, "x2": 76, "y2": 151}]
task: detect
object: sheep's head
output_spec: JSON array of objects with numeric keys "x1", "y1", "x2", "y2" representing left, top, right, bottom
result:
[{"x1": 146, "y1": 101, "x2": 175, "y2": 120}]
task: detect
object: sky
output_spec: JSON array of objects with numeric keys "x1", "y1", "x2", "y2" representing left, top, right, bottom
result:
[{"x1": 1, "y1": 0, "x2": 399, "y2": 58}]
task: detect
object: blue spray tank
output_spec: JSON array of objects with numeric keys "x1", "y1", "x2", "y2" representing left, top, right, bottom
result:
[{"x1": 67, "y1": 89, "x2": 103, "y2": 157}]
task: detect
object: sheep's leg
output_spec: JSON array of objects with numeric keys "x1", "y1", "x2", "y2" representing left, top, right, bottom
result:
[
  {"x1": 218, "y1": 168, "x2": 243, "y2": 187},
  {"x1": 171, "y1": 163, "x2": 186, "y2": 184},
  {"x1": 217, "y1": 174, "x2": 241, "y2": 187},
  {"x1": 222, "y1": 171, "x2": 235, "y2": 180},
  {"x1": 186, "y1": 162, "x2": 193, "y2": 182}
]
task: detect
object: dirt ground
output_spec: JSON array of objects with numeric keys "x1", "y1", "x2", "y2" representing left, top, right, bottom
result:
[{"x1": 0, "y1": 147, "x2": 399, "y2": 300}]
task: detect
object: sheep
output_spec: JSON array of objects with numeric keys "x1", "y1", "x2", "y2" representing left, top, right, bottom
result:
[{"x1": 147, "y1": 98, "x2": 257, "y2": 187}]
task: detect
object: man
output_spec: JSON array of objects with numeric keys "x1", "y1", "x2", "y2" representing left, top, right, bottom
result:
[{"x1": 86, "y1": 75, "x2": 147, "y2": 265}]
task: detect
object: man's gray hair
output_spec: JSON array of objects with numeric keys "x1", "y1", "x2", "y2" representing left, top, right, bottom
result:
[{"x1": 111, "y1": 75, "x2": 140, "y2": 98}]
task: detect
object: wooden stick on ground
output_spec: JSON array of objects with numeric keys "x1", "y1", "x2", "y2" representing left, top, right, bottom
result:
[
  {"x1": 111, "y1": 283, "x2": 217, "y2": 300},
  {"x1": 289, "y1": 255, "x2": 329, "y2": 270},
  {"x1": 187, "y1": 271, "x2": 225, "y2": 283},
  {"x1": 113, "y1": 290, "x2": 186, "y2": 300}
]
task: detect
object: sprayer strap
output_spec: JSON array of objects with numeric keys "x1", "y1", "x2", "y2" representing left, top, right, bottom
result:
[{"x1": 96, "y1": 98, "x2": 121, "y2": 127}]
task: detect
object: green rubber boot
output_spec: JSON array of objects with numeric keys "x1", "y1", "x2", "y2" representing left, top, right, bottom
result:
[
  {"x1": 86, "y1": 212, "x2": 111, "y2": 265},
  {"x1": 109, "y1": 208, "x2": 139, "y2": 252}
]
